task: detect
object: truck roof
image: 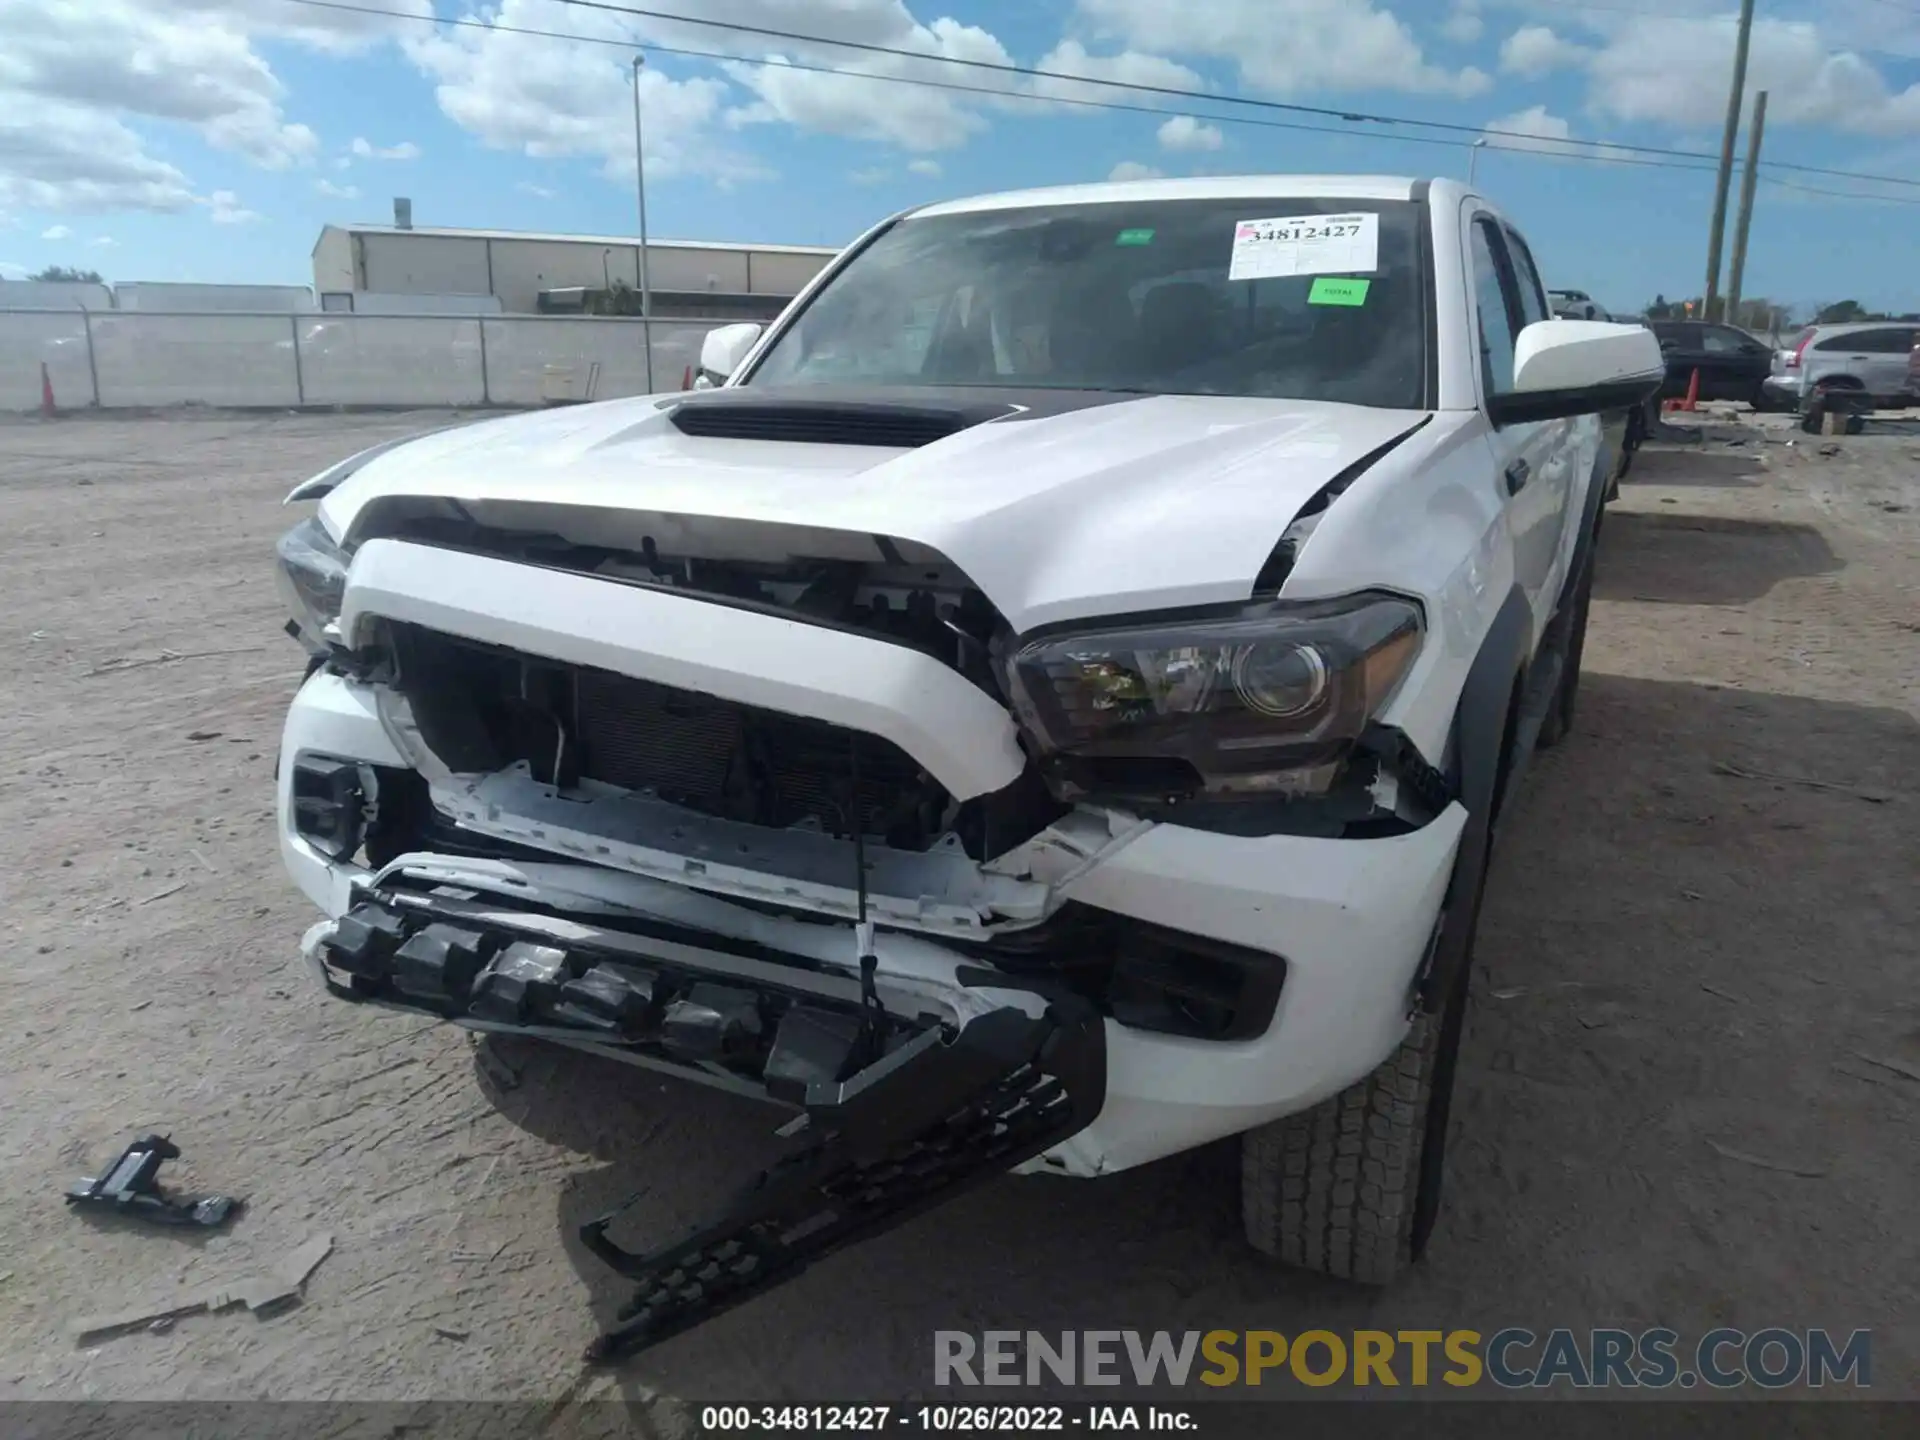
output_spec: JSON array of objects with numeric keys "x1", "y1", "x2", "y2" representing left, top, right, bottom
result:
[{"x1": 915, "y1": 174, "x2": 1444, "y2": 218}]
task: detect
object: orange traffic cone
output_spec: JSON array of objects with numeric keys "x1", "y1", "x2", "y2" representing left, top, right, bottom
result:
[
  {"x1": 1682, "y1": 367, "x2": 1700, "y2": 411},
  {"x1": 40, "y1": 362, "x2": 56, "y2": 418},
  {"x1": 682, "y1": 364, "x2": 692, "y2": 390}
]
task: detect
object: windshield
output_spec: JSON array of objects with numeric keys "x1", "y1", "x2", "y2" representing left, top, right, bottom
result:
[{"x1": 746, "y1": 197, "x2": 1428, "y2": 410}]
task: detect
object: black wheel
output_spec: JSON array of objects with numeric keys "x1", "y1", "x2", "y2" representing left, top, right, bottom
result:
[{"x1": 1241, "y1": 882, "x2": 1483, "y2": 1284}]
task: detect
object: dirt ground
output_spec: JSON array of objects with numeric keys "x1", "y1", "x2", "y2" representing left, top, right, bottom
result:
[{"x1": 0, "y1": 408, "x2": 1915, "y2": 1408}]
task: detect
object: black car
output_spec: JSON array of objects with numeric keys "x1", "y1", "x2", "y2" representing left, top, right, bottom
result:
[{"x1": 1646, "y1": 320, "x2": 1777, "y2": 407}]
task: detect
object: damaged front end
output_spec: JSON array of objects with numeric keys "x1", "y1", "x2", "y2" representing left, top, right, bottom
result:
[
  {"x1": 276, "y1": 491, "x2": 1451, "y2": 1356},
  {"x1": 302, "y1": 856, "x2": 1104, "y2": 1362}
]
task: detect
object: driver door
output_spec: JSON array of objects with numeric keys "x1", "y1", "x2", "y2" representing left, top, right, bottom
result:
[{"x1": 1467, "y1": 214, "x2": 1574, "y2": 654}]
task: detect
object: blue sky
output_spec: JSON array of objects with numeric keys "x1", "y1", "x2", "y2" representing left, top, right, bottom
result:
[{"x1": 4, "y1": 0, "x2": 1920, "y2": 320}]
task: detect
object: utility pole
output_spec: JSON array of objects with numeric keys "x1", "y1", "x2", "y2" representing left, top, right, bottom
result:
[
  {"x1": 631, "y1": 52, "x2": 654, "y2": 391},
  {"x1": 1702, "y1": 0, "x2": 1757, "y2": 325},
  {"x1": 1725, "y1": 89, "x2": 1769, "y2": 331},
  {"x1": 1467, "y1": 138, "x2": 1487, "y2": 185}
]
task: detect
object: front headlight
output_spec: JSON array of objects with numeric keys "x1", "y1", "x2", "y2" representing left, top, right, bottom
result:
[
  {"x1": 275, "y1": 516, "x2": 350, "y2": 650},
  {"x1": 1005, "y1": 591, "x2": 1422, "y2": 804}
]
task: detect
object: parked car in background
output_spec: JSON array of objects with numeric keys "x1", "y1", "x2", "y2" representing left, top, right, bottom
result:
[
  {"x1": 1548, "y1": 288, "x2": 1610, "y2": 320},
  {"x1": 1765, "y1": 321, "x2": 1920, "y2": 411},
  {"x1": 1647, "y1": 319, "x2": 1776, "y2": 407}
]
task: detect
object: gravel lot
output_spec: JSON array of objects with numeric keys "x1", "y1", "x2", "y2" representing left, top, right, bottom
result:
[{"x1": 0, "y1": 408, "x2": 1915, "y2": 1407}]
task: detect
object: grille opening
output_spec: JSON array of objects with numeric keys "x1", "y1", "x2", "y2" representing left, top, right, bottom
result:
[{"x1": 388, "y1": 623, "x2": 1063, "y2": 859}]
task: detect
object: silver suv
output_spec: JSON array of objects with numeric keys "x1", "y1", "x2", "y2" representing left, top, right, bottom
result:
[{"x1": 1765, "y1": 321, "x2": 1920, "y2": 410}]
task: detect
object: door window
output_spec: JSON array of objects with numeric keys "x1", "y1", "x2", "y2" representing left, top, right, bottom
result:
[
  {"x1": 1702, "y1": 327, "x2": 1758, "y2": 354},
  {"x1": 1852, "y1": 327, "x2": 1916, "y2": 354},
  {"x1": 1470, "y1": 218, "x2": 1522, "y2": 398},
  {"x1": 1502, "y1": 228, "x2": 1551, "y2": 328}
]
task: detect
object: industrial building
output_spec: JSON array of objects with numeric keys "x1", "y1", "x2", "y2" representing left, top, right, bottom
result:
[{"x1": 311, "y1": 221, "x2": 840, "y2": 320}]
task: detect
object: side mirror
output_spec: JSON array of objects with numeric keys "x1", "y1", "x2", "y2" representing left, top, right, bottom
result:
[
  {"x1": 696, "y1": 322, "x2": 764, "y2": 388},
  {"x1": 1487, "y1": 319, "x2": 1666, "y2": 427}
]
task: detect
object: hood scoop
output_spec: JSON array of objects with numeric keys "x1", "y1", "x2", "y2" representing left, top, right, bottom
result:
[{"x1": 668, "y1": 391, "x2": 1018, "y2": 448}]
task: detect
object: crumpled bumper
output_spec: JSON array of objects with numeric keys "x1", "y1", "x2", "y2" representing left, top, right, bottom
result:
[{"x1": 281, "y1": 669, "x2": 1467, "y2": 1175}]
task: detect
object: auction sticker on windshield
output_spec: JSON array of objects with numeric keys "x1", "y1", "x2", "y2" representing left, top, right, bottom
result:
[{"x1": 1229, "y1": 212, "x2": 1379, "y2": 281}]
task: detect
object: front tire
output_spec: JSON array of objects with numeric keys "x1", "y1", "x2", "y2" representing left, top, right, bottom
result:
[{"x1": 1240, "y1": 1000, "x2": 1456, "y2": 1285}]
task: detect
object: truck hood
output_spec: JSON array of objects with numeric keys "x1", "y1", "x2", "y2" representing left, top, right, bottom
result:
[{"x1": 318, "y1": 387, "x2": 1431, "y2": 633}]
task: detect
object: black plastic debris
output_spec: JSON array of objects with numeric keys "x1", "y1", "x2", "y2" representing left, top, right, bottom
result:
[
  {"x1": 66, "y1": 1135, "x2": 240, "y2": 1229},
  {"x1": 391, "y1": 923, "x2": 496, "y2": 1004},
  {"x1": 551, "y1": 961, "x2": 662, "y2": 1036},
  {"x1": 661, "y1": 984, "x2": 764, "y2": 1063},
  {"x1": 762, "y1": 1007, "x2": 863, "y2": 1104},
  {"x1": 467, "y1": 940, "x2": 568, "y2": 1024},
  {"x1": 326, "y1": 903, "x2": 407, "y2": 981}
]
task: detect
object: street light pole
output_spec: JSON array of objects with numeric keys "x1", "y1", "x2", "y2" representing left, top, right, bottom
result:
[
  {"x1": 1468, "y1": 138, "x2": 1488, "y2": 185},
  {"x1": 631, "y1": 52, "x2": 654, "y2": 391}
]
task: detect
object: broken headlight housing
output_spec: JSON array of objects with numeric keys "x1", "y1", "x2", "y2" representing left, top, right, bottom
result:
[
  {"x1": 276, "y1": 515, "x2": 350, "y2": 652},
  {"x1": 1005, "y1": 591, "x2": 1422, "y2": 806}
]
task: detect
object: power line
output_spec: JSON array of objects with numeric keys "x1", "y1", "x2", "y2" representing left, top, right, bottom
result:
[
  {"x1": 1764, "y1": 174, "x2": 1920, "y2": 203},
  {"x1": 280, "y1": 0, "x2": 1920, "y2": 196},
  {"x1": 281, "y1": 0, "x2": 1724, "y2": 174},
  {"x1": 549, "y1": 0, "x2": 1734, "y2": 162}
]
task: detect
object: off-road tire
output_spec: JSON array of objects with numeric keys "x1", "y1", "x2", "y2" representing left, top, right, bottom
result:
[{"x1": 1240, "y1": 1006, "x2": 1448, "y2": 1286}]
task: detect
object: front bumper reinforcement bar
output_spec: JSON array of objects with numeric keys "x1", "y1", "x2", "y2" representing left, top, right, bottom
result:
[
  {"x1": 304, "y1": 881, "x2": 1106, "y2": 1363},
  {"x1": 581, "y1": 1002, "x2": 1105, "y2": 1363}
]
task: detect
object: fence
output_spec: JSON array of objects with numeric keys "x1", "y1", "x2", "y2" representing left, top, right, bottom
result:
[{"x1": 0, "y1": 309, "x2": 713, "y2": 412}]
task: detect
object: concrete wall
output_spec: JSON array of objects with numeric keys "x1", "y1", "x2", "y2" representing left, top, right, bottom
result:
[
  {"x1": 0, "y1": 308, "x2": 710, "y2": 411},
  {"x1": 327, "y1": 230, "x2": 837, "y2": 312}
]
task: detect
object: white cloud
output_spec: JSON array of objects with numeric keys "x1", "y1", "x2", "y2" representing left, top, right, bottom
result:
[
  {"x1": 1499, "y1": 25, "x2": 1587, "y2": 79},
  {"x1": 1481, "y1": 105, "x2": 1578, "y2": 155},
  {"x1": 204, "y1": 189, "x2": 260, "y2": 223},
  {"x1": 1157, "y1": 114, "x2": 1223, "y2": 152},
  {"x1": 516, "y1": 181, "x2": 555, "y2": 198},
  {"x1": 1479, "y1": 105, "x2": 1635, "y2": 165},
  {"x1": 1075, "y1": 0, "x2": 1490, "y2": 99},
  {"x1": 89, "y1": 235, "x2": 116, "y2": 247},
  {"x1": 0, "y1": 260, "x2": 27, "y2": 278},
  {"x1": 315, "y1": 178, "x2": 359, "y2": 199},
  {"x1": 849, "y1": 165, "x2": 892, "y2": 185},
  {"x1": 0, "y1": 101, "x2": 198, "y2": 212},
  {"x1": 0, "y1": 0, "x2": 320, "y2": 182},
  {"x1": 349, "y1": 136, "x2": 420, "y2": 160},
  {"x1": 332, "y1": 156, "x2": 352, "y2": 171},
  {"x1": 1440, "y1": 3, "x2": 1482, "y2": 45},
  {"x1": 725, "y1": 15, "x2": 1028, "y2": 154},
  {"x1": 1108, "y1": 159, "x2": 1163, "y2": 181},
  {"x1": 907, "y1": 157, "x2": 942, "y2": 176},
  {"x1": 40, "y1": 224, "x2": 72, "y2": 240},
  {"x1": 1029, "y1": 38, "x2": 1205, "y2": 106},
  {"x1": 404, "y1": 3, "x2": 769, "y2": 183},
  {"x1": 1584, "y1": 16, "x2": 1920, "y2": 135}
]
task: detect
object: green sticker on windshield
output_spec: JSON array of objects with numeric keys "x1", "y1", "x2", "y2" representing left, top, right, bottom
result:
[
  {"x1": 1115, "y1": 228, "x2": 1155, "y2": 246},
  {"x1": 1309, "y1": 277, "x2": 1370, "y2": 306}
]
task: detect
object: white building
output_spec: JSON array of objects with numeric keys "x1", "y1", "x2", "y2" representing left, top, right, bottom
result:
[{"x1": 311, "y1": 223, "x2": 840, "y2": 320}]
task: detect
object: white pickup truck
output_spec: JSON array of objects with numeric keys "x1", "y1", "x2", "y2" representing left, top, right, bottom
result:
[{"x1": 273, "y1": 174, "x2": 1663, "y2": 1359}]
